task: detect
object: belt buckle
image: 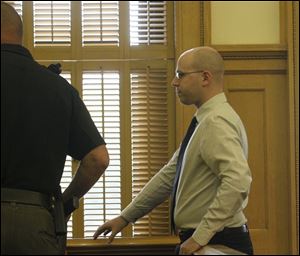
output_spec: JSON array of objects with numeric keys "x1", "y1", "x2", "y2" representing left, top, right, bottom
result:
[{"x1": 242, "y1": 224, "x2": 248, "y2": 233}]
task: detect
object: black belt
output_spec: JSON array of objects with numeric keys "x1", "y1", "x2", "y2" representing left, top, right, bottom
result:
[
  {"x1": 178, "y1": 224, "x2": 249, "y2": 242},
  {"x1": 1, "y1": 188, "x2": 53, "y2": 210},
  {"x1": 222, "y1": 224, "x2": 248, "y2": 234}
]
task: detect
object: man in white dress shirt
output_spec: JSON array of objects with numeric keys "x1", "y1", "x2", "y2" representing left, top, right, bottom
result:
[{"x1": 93, "y1": 47, "x2": 254, "y2": 255}]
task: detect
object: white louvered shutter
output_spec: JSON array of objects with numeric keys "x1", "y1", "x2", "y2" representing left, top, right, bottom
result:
[
  {"x1": 130, "y1": 68, "x2": 170, "y2": 236},
  {"x1": 130, "y1": 1, "x2": 167, "y2": 45},
  {"x1": 81, "y1": 1, "x2": 119, "y2": 45},
  {"x1": 4, "y1": 1, "x2": 22, "y2": 17},
  {"x1": 59, "y1": 72, "x2": 73, "y2": 238},
  {"x1": 82, "y1": 71, "x2": 121, "y2": 238},
  {"x1": 33, "y1": 1, "x2": 71, "y2": 45},
  {"x1": 60, "y1": 155, "x2": 73, "y2": 238}
]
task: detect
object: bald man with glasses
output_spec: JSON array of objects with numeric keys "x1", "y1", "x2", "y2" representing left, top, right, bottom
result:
[{"x1": 94, "y1": 47, "x2": 254, "y2": 255}]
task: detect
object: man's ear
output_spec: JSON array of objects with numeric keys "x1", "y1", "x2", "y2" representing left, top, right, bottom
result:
[{"x1": 201, "y1": 71, "x2": 212, "y2": 86}]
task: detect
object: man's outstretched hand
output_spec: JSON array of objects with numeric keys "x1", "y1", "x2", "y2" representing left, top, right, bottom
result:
[{"x1": 93, "y1": 216, "x2": 129, "y2": 244}]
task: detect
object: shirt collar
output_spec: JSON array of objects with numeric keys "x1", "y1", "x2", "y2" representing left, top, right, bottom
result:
[
  {"x1": 1, "y1": 44, "x2": 34, "y2": 60},
  {"x1": 194, "y1": 92, "x2": 227, "y2": 123}
]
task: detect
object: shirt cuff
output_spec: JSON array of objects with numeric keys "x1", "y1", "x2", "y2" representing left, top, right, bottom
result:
[
  {"x1": 120, "y1": 204, "x2": 139, "y2": 223},
  {"x1": 192, "y1": 228, "x2": 215, "y2": 246}
]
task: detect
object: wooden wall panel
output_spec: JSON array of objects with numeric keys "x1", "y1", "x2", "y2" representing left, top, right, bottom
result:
[
  {"x1": 225, "y1": 74, "x2": 290, "y2": 254},
  {"x1": 227, "y1": 88, "x2": 267, "y2": 229}
]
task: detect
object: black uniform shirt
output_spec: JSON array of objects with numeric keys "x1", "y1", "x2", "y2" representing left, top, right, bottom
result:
[{"x1": 1, "y1": 44, "x2": 106, "y2": 195}]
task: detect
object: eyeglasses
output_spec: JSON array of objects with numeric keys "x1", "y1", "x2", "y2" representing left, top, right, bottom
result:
[{"x1": 175, "y1": 70, "x2": 204, "y2": 79}]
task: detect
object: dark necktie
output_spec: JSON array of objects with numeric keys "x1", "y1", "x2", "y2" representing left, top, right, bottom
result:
[{"x1": 170, "y1": 116, "x2": 198, "y2": 231}]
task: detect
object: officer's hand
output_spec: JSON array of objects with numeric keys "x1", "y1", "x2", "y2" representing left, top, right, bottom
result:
[{"x1": 93, "y1": 216, "x2": 129, "y2": 244}]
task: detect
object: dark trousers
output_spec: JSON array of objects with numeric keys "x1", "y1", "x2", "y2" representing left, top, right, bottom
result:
[
  {"x1": 175, "y1": 225, "x2": 254, "y2": 255},
  {"x1": 1, "y1": 201, "x2": 66, "y2": 255}
]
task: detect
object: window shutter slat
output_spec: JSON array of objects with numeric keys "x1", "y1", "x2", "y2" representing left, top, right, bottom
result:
[{"x1": 130, "y1": 68, "x2": 170, "y2": 236}]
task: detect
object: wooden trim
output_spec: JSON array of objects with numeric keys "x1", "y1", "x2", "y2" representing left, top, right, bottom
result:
[
  {"x1": 219, "y1": 49, "x2": 287, "y2": 60},
  {"x1": 225, "y1": 70, "x2": 286, "y2": 75},
  {"x1": 224, "y1": 58, "x2": 286, "y2": 73},
  {"x1": 293, "y1": 2, "x2": 299, "y2": 253},
  {"x1": 203, "y1": 1, "x2": 211, "y2": 46},
  {"x1": 119, "y1": 60, "x2": 133, "y2": 238},
  {"x1": 166, "y1": 1, "x2": 175, "y2": 59},
  {"x1": 214, "y1": 45, "x2": 287, "y2": 53},
  {"x1": 67, "y1": 237, "x2": 179, "y2": 255},
  {"x1": 174, "y1": 1, "x2": 202, "y2": 146},
  {"x1": 199, "y1": 1, "x2": 205, "y2": 46},
  {"x1": 22, "y1": 1, "x2": 33, "y2": 52},
  {"x1": 280, "y1": 1, "x2": 288, "y2": 46},
  {"x1": 118, "y1": 1, "x2": 128, "y2": 60},
  {"x1": 287, "y1": 1, "x2": 299, "y2": 254},
  {"x1": 71, "y1": 1, "x2": 81, "y2": 60}
]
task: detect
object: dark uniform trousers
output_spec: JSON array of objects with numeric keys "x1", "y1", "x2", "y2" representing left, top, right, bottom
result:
[{"x1": 1, "y1": 189, "x2": 66, "y2": 255}]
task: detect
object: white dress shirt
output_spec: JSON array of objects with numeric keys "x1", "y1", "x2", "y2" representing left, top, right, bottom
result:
[{"x1": 121, "y1": 92, "x2": 252, "y2": 246}]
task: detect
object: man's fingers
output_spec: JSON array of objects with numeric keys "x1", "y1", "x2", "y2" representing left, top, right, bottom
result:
[
  {"x1": 107, "y1": 233, "x2": 116, "y2": 244},
  {"x1": 103, "y1": 229, "x2": 111, "y2": 236},
  {"x1": 93, "y1": 226, "x2": 106, "y2": 239}
]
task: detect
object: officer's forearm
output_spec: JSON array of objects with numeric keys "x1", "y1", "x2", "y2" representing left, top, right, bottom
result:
[
  {"x1": 62, "y1": 145, "x2": 109, "y2": 203},
  {"x1": 62, "y1": 165, "x2": 101, "y2": 202}
]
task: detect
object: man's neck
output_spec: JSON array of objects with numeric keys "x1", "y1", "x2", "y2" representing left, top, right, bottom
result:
[{"x1": 1, "y1": 36, "x2": 22, "y2": 45}]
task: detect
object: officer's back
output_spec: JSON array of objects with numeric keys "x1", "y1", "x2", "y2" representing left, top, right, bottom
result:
[{"x1": 2, "y1": 45, "x2": 77, "y2": 194}]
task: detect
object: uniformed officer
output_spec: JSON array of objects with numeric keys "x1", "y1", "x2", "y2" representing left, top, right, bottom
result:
[{"x1": 1, "y1": 2, "x2": 109, "y2": 254}]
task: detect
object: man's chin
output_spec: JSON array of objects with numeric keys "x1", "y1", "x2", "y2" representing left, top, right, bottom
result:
[
  {"x1": 177, "y1": 94, "x2": 193, "y2": 105},
  {"x1": 179, "y1": 99, "x2": 193, "y2": 106}
]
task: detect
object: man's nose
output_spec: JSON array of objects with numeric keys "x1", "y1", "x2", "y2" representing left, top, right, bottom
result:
[{"x1": 172, "y1": 77, "x2": 179, "y2": 87}]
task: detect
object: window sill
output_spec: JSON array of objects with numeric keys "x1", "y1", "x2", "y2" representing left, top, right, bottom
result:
[{"x1": 67, "y1": 236, "x2": 179, "y2": 255}]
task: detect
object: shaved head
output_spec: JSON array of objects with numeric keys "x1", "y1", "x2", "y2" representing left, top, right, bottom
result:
[
  {"x1": 1, "y1": 2, "x2": 23, "y2": 44},
  {"x1": 180, "y1": 47, "x2": 224, "y2": 83},
  {"x1": 173, "y1": 47, "x2": 225, "y2": 107}
]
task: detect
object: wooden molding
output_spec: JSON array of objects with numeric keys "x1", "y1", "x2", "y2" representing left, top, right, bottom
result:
[
  {"x1": 225, "y1": 70, "x2": 287, "y2": 75},
  {"x1": 67, "y1": 237, "x2": 179, "y2": 255},
  {"x1": 219, "y1": 49, "x2": 287, "y2": 60},
  {"x1": 199, "y1": 1, "x2": 205, "y2": 46},
  {"x1": 287, "y1": 1, "x2": 299, "y2": 254}
]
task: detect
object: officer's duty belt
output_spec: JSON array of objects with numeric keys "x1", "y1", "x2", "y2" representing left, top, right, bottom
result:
[{"x1": 1, "y1": 188, "x2": 52, "y2": 209}]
